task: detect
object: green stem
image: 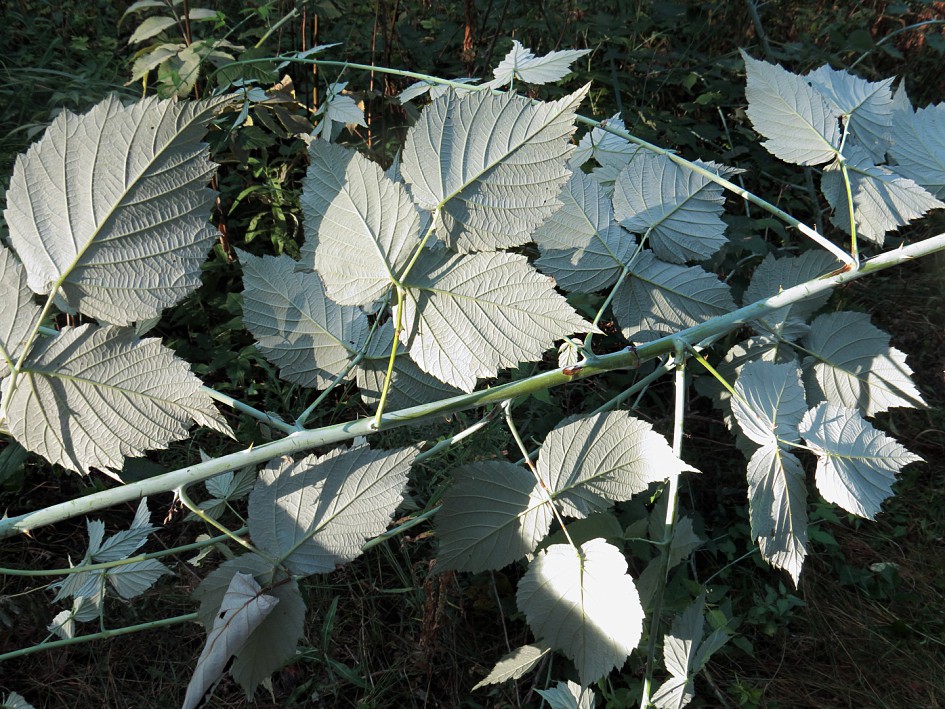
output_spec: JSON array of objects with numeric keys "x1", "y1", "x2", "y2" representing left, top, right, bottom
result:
[
  {"x1": 3, "y1": 232, "x2": 944, "y2": 539},
  {"x1": 584, "y1": 265, "x2": 630, "y2": 353},
  {"x1": 373, "y1": 285, "x2": 406, "y2": 429},
  {"x1": 176, "y1": 486, "x2": 262, "y2": 558},
  {"x1": 640, "y1": 341, "x2": 688, "y2": 708},
  {"x1": 838, "y1": 158, "x2": 859, "y2": 264},
  {"x1": 202, "y1": 386, "x2": 297, "y2": 435},
  {"x1": 0, "y1": 613, "x2": 199, "y2": 662}
]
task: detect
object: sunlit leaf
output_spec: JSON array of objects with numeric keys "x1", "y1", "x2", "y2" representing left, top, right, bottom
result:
[
  {"x1": 128, "y1": 15, "x2": 177, "y2": 44},
  {"x1": 473, "y1": 642, "x2": 552, "y2": 689},
  {"x1": 535, "y1": 680, "x2": 597, "y2": 709},
  {"x1": 0, "y1": 245, "x2": 41, "y2": 378},
  {"x1": 731, "y1": 361, "x2": 807, "y2": 447},
  {"x1": 487, "y1": 40, "x2": 591, "y2": 87},
  {"x1": 570, "y1": 114, "x2": 636, "y2": 168},
  {"x1": 311, "y1": 81, "x2": 366, "y2": 139},
  {"x1": 890, "y1": 98, "x2": 945, "y2": 198}
]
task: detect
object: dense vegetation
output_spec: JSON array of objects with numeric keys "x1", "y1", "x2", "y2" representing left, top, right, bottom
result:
[{"x1": 1, "y1": 1, "x2": 944, "y2": 707}]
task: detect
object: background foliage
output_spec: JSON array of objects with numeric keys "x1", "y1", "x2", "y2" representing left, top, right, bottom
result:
[{"x1": 1, "y1": 1, "x2": 944, "y2": 707}]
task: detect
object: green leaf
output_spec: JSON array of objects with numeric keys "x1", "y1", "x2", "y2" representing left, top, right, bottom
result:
[
  {"x1": 4, "y1": 94, "x2": 227, "y2": 324},
  {"x1": 183, "y1": 572, "x2": 279, "y2": 709},
  {"x1": 130, "y1": 43, "x2": 185, "y2": 82},
  {"x1": 612, "y1": 154, "x2": 733, "y2": 264},
  {"x1": 248, "y1": 445, "x2": 416, "y2": 576},
  {"x1": 535, "y1": 680, "x2": 597, "y2": 709},
  {"x1": 742, "y1": 51, "x2": 842, "y2": 166},
  {"x1": 821, "y1": 147, "x2": 944, "y2": 245},
  {"x1": 240, "y1": 251, "x2": 369, "y2": 389},
  {"x1": 0, "y1": 245, "x2": 41, "y2": 378},
  {"x1": 187, "y1": 8, "x2": 220, "y2": 20},
  {"x1": 747, "y1": 445, "x2": 808, "y2": 584},
  {"x1": 401, "y1": 86, "x2": 587, "y2": 252},
  {"x1": 128, "y1": 15, "x2": 177, "y2": 44},
  {"x1": 805, "y1": 65, "x2": 894, "y2": 161},
  {"x1": 802, "y1": 311, "x2": 926, "y2": 416},
  {"x1": 732, "y1": 361, "x2": 807, "y2": 447},
  {"x1": 800, "y1": 403, "x2": 923, "y2": 518},
  {"x1": 613, "y1": 252, "x2": 735, "y2": 341},
  {"x1": 300, "y1": 141, "x2": 421, "y2": 305},
  {"x1": 401, "y1": 251, "x2": 596, "y2": 392},
  {"x1": 533, "y1": 170, "x2": 635, "y2": 292},
  {"x1": 487, "y1": 40, "x2": 591, "y2": 87},
  {"x1": 517, "y1": 539, "x2": 643, "y2": 685},
  {"x1": 539, "y1": 412, "x2": 696, "y2": 518},
  {"x1": 436, "y1": 461, "x2": 552, "y2": 572},
  {"x1": 667, "y1": 516, "x2": 704, "y2": 570},
  {"x1": 194, "y1": 554, "x2": 305, "y2": 699},
  {"x1": 5, "y1": 325, "x2": 231, "y2": 475},
  {"x1": 889, "y1": 98, "x2": 945, "y2": 198},
  {"x1": 473, "y1": 641, "x2": 552, "y2": 689}
]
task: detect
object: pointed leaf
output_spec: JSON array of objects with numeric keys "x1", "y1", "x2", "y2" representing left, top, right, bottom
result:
[
  {"x1": 249, "y1": 445, "x2": 416, "y2": 576},
  {"x1": 194, "y1": 554, "x2": 305, "y2": 699},
  {"x1": 539, "y1": 412, "x2": 696, "y2": 518},
  {"x1": 128, "y1": 15, "x2": 177, "y2": 44},
  {"x1": 821, "y1": 147, "x2": 944, "y2": 245},
  {"x1": 613, "y1": 252, "x2": 735, "y2": 341},
  {"x1": 183, "y1": 572, "x2": 279, "y2": 709},
  {"x1": 436, "y1": 461, "x2": 553, "y2": 573},
  {"x1": 1, "y1": 692, "x2": 35, "y2": 709},
  {"x1": 301, "y1": 141, "x2": 422, "y2": 305},
  {"x1": 743, "y1": 250, "x2": 836, "y2": 341},
  {"x1": 533, "y1": 170, "x2": 635, "y2": 292},
  {"x1": 6, "y1": 325, "x2": 229, "y2": 475},
  {"x1": 731, "y1": 361, "x2": 807, "y2": 447},
  {"x1": 401, "y1": 86, "x2": 587, "y2": 252},
  {"x1": 802, "y1": 311, "x2": 926, "y2": 416},
  {"x1": 0, "y1": 245, "x2": 42, "y2": 378},
  {"x1": 667, "y1": 516, "x2": 703, "y2": 570},
  {"x1": 535, "y1": 680, "x2": 597, "y2": 709},
  {"x1": 889, "y1": 99, "x2": 945, "y2": 198},
  {"x1": 106, "y1": 558, "x2": 171, "y2": 599},
  {"x1": 652, "y1": 597, "x2": 704, "y2": 709},
  {"x1": 517, "y1": 539, "x2": 643, "y2": 685},
  {"x1": 240, "y1": 251, "x2": 369, "y2": 388},
  {"x1": 800, "y1": 404, "x2": 922, "y2": 518},
  {"x1": 570, "y1": 114, "x2": 636, "y2": 168},
  {"x1": 747, "y1": 445, "x2": 808, "y2": 584},
  {"x1": 399, "y1": 78, "x2": 479, "y2": 104},
  {"x1": 805, "y1": 65, "x2": 894, "y2": 161},
  {"x1": 4, "y1": 95, "x2": 227, "y2": 324},
  {"x1": 473, "y1": 642, "x2": 552, "y2": 689},
  {"x1": 742, "y1": 52, "x2": 841, "y2": 165},
  {"x1": 401, "y1": 251, "x2": 596, "y2": 392},
  {"x1": 613, "y1": 154, "x2": 733, "y2": 264},
  {"x1": 489, "y1": 40, "x2": 591, "y2": 87},
  {"x1": 205, "y1": 465, "x2": 256, "y2": 502},
  {"x1": 95, "y1": 498, "x2": 159, "y2": 562}
]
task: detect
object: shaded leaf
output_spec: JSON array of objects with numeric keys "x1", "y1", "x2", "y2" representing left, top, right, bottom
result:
[
  {"x1": 533, "y1": 170, "x2": 635, "y2": 292},
  {"x1": 240, "y1": 250, "x2": 369, "y2": 388},
  {"x1": 399, "y1": 78, "x2": 479, "y2": 103},
  {"x1": 5, "y1": 325, "x2": 230, "y2": 475},
  {"x1": 128, "y1": 15, "x2": 177, "y2": 44},
  {"x1": 539, "y1": 411, "x2": 696, "y2": 518},
  {"x1": 613, "y1": 252, "x2": 735, "y2": 341},
  {"x1": 473, "y1": 642, "x2": 552, "y2": 689},
  {"x1": 248, "y1": 445, "x2": 416, "y2": 576},
  {"x1": 4, "y1": 95, "x2": 227, "y2": 324},
  {"x1": 517, "y1": 539, "x2": 643, "y2": 685},
  {"x1": 401, "y1": 251, "x2": 595, "y2": 392},
  {"x1": 801, "y1": 404, "x2": 922, "y2": 518},
  {"x1": 401, "y1": 86, "x2": 587, "y2": 252},
  {"x1": 311, "y1": 81, "x2": 366, "y2": 139},
  {"x1": 802, "y1": 311, "x2": 926, "y2": 416},
  {"x1": 742, "y1": 51, "x2": 841, "y2": 166},
  {"x1": 436, "y1": 461, "x2": 552, "y2": 573},
  {"x1": 889, "y1": 99, "x2": 945, "y2": 198},
  {"x1": 106, "y1": 558, "x2": 171, "y2": 599},
  {"x1": 667, "y1": 516, "x2": 703, "y2": 570},
  {"x1": 0, "y1": 245, "x2": 42, "y2": 378}
]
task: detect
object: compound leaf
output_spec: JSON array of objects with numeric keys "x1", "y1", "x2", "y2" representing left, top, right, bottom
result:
[
  {"x1": 474, "y1": 642, "x2": 552, "y2": 689},
  {"x1": 732, "y1": 361, "x2": 807, "y2": 447},
  {"x1": 535, "y1": 680, "x2": 597, "y2": 709},
  {"x1": 802, "y1": 311, "x2": 926, "y2": 416},
  {"x1": 4, "y1": 94, "x2": 227, "y2": 324},
  {"x1": 747, "y1": 444, "x2": 808, "y2": 584},
  {"x1": 436, "y1": 461, "x2": 553, "y2": 573},
  {"x1": 488, "y1": 40, "x2": 591, "y2": 87},
  {"x1": 401, "y1": 86, "x2": 587, "y2": 252},
  {"x1": 0, "y1": 245, "x2": 42, "y2": 378},
  {"x1": 800, "y1": 404, "x2": 923, "y2": 518},
  {"x1": 805, "y1": 65, "x2": 894, "y2": 161},
  {"x1": 534, "y1": 170, "x2": 635, "y2": 292},
  {"x1": 821, "y1": 147, "x2": 944, "y2": 245},
  {"x1": 248, "y1": 445, "x2": 416, "y2": 576},
  {"x1": 612, "y1": 153, "x2": 732, "y2": 264},
  {"x1": 539, "y1": 412, "x2": 696, "y2": 518},
  {"x1": 613, "y1": 252, "x2": 735, "y2": 341},
  {"x1": 106, "y1": 558, "x2": 171, "y2": 599},
  {"x1": 183, "y1": 571, "x2": 279, "y2": 709},
  {"x1": 240, "y1": 250, "x2": 369, "y2": 389},
  {"x1": 193, "y1": 554, "x2": 305, "y2": 699},
  {"x1": 517, "y1": 538, "x2": 643, "y2": 685},
  {"x1": 889, "y1": 99, "x2": 945, "y2": 198},
  {"x1": 401, "y1": 251, "x2": 595, "y2": 392},
  {"x1": 5, "y1": 325, "x2": 231, "y2": 475},
  {"x1": 301, "y1": 141, "x2": 422, "y2": 305},
  {"x1": 742, "y1": 51, "x2": 841, "y2": 166},
  {"x1": 311, "y1": 81, "x2": 367, "y2": 139}
]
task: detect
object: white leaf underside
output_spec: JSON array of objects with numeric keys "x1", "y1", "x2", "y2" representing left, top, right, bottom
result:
[
  {"x1": 487, "y1": 40, "x2": 592, "y2": 87},
  {"x1": 731, "y1": 361, "x2": 807, "y2": 447},
  {"x1": 473, "y1": 642, "x2": 552, "y2": 689},
  {"x1": 890, "y1": 99, "x2": 945, "y2": 198},
  {"x1": 4, "y1": 94, "x2": 227, "y2": 324},
  {"x1": 0, "y1": 245, "x2": 42, "y2": 378}
]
